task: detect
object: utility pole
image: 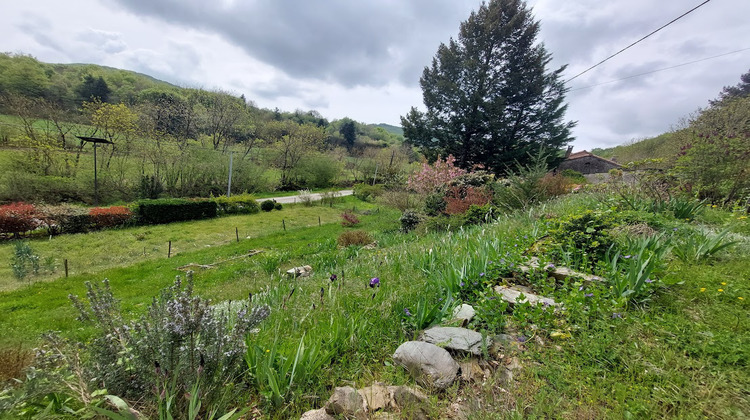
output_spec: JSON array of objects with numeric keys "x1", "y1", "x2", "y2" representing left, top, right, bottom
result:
[{"x1": 227, "y1": 151, "x2": 234, "y2": 197}]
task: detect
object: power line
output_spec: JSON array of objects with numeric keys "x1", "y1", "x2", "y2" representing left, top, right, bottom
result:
[
  {"x1": 565, "y1": 0, "x2": 713, "y2": 83},
  {"x1": 569, "y1": 47, "x2": 750, "y2": 92}
]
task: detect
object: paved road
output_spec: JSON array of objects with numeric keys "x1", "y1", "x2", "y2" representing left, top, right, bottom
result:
[{"x1": 257, "y1": 189, "x2": 354, "y2": 204}]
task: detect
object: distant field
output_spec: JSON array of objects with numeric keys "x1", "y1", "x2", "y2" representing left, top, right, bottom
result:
[{"x1": 0, "y1": 197, "x2": 364, "y2": 293}]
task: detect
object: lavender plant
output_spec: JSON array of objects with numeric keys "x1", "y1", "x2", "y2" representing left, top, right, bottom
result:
[{"x1": 69, "y1": 272, "x2": 270, "y2": 418}]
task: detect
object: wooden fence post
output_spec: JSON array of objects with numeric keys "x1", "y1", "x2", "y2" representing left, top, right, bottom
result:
[
  {"x1": 168, "y1": 241, "x2": 172, "y2": 258},
  {"x1": 64, "y1": 259, "x2": 68, "y2": 278}
]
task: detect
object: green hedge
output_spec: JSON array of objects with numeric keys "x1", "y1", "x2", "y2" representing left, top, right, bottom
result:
[
  {"x1": 135, "y1": 198, "x2": 217, "y2": 225},
  {"x1": 212, "y1": 194, "x2": 260, "y2": 215}
]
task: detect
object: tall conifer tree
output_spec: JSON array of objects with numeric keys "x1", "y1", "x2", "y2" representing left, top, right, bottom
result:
[{"x1": 402, "y1": 0, "x2": 575, "y2": 172}]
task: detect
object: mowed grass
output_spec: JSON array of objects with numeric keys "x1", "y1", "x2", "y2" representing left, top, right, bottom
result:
[{"x1": 0, "y1": 198, "x2": 366, "y2": 293}]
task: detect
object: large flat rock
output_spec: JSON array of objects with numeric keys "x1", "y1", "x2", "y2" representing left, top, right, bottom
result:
[
  {"x1": 495, "y1": 285, "x2": 558, "y2": 307},
  {"x1": 420, "y1": 326, "x2": 490, "y2": 356}
]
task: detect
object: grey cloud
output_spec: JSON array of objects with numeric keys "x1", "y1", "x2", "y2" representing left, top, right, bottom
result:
[
  {"x1": 105, "y1": 0, "x2": 476, "y2": 87},
  {"x1": 77, "y1": 29, "x2": 128, "y2": 54},
  {"x1": 16, "y1": 15, "x2": 66, "y2": 54}
]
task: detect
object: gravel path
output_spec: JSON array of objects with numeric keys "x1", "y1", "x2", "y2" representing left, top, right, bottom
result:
[{"x1": 256, "y1": 189, "x2": 354, "y2": 204}]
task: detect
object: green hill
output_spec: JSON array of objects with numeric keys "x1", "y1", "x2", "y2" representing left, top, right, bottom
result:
[
  {"x1": 374, "y1": 123, "x2": 403, "y2": 137},
  {"x1": 593, "y1": 131, "x2": 682, "y2": 165}
]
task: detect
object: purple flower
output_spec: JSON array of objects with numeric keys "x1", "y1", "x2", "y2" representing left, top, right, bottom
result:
[
  {"x1": 330, "y1": 274, "x2": 337, "y2": 282},
  {"x1": 623, "y1": 255, "x2": 631, "y2": 259},
  {"x1": 369, "y1": 277, "x2": 380, "y2": 288},
  {"x1": 460, "y1": 281, "x2": 465, "y2": 287},
  {"x1": 545, "y1": 263, "x2": 556, "y2": 270},
  {"x1": 645, "y1": 278, "x2": 654, "y2": 283},
  {"x1": 579, "y1": 286, "x2": 585, "y2": 291},
  {"x1": 516, "y1": 335, "x2": 527, "y2": 343},
  {"x1": 585, "y1": 293, "x2": 594, "y2": 298},
  {"x1": 404, "y1": 308, "x2": 412, "y2": 316},
  {"x1": 611, "y1": 312, "x2": 623, "y2": 319},
  {"x1": 673, "y1": 227, "x2": 678, "y2": 232},
  {"x1": 480, "y1": 272, "x2": 485, "y2": 277}
]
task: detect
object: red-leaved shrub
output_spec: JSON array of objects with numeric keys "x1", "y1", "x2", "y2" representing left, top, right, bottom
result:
[
  {"x1": 0, "y1": 202, "x2": 40, "y2": 237},
  {"x1": 340, "y1": 211, "x2": 360, "y2": 227},
  {"x1": 444, "y1": 186, "x2": 493, "y2": 215},
  {"x1": 89, "y1": 206, "x2": 133, "y2": 229}
]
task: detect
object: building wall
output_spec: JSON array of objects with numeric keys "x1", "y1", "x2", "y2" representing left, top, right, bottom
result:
[{"x1": 557, "y1": 156, "x2": 620, "y2": 174}]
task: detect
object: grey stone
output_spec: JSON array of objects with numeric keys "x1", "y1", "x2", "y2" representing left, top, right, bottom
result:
[
  {"x1": 325, "y1": 386, "x2": 365, "y2": 418},
  {"x1": 451, "y1": 304, "x2": 475, "y2": 325},
  {"x1": 392, "y1": 341, "x2": 459, "y2": 390},
  {"x1": 300, "y1": 408, "x2": 336, "y2": 420},
  {"x1": 287, "y1": 265, "x2": 313, "y2": 277},
  {"x1": 420, "y1": 326, "x2": 491, "y2": 356},
  {"x1": 549, "y1": 266, "x2": 605, "y2": 284},
  {"x1": 358, "y1": 384, "x2": 392, "y2": 412},
  {"x1": 459, "y1": 359, "x2": 485, "y2": 383},
  {"x1": 495, "y1": 285, "x2": 558, "y2": 307},
  {"x1": 388, "y1": 386, "x2": 429, "y2": 420}
]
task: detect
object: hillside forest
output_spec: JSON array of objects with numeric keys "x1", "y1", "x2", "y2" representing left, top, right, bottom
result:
[{"x1": 0, "y1": 53, "x2": 409, "y2": 205}]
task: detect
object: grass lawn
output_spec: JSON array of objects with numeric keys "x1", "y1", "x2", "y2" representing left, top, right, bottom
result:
[
  {"x1": 1, "y1": 192, "x2": 748, "y2": 419},
  {"x1": 0, "y1": 198, "x2": 363, "y2": 293}
]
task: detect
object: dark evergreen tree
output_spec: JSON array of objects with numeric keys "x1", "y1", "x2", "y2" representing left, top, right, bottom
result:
[
  {"x1": 710, "y1": 68, "x2": 750, "y2": 107},
  {"x1": 401, "y1": 0, "x2": 575, "y2": 173},
  {"x1": 76, "y1": 74, "x2": 111, "y2": 103},
  {"x1": 339, "y1": 119, "x2": 357, "y2": 151}
]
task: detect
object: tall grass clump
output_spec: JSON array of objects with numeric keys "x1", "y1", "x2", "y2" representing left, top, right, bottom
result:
[
  {"x1": 603, "y1": 233, "x2": 672, "y2": 302},
  {"x1": 672, "y1": 228, "x2": 738, "y2": 263}
]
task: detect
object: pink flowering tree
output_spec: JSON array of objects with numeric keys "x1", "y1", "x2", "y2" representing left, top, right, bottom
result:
[{"x1": 407, "y1": 155, "x2": 467, "y2": 195}]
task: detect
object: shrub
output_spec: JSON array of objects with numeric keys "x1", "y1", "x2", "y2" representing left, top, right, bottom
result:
[
  {"x1": 444, "y1": 186, "x2": 493, "y2": 215},
  {"x1": 11, "y1": 241, "x2": 40, "y2": 280},
  {"x1": 561, "y1": 169, "x2": 587, "y2": 184},
  {"x1": 135, "y1": 198, "x2": 217, "y2": 225},
  {"x1": 407, "y1": 155, "x2": 466, "y2": 195},
  {"x1": 274, "y1": 202, "x2": 283, "y2": 211},
  {"x1": 538, "y1": 173, "x2": 573, "y2": 197},
  {"x1": 213, "y1": 193, "x2": 260, "y2": 215},
  {"x1": 493, "y1": 149, "x2": 551, "y2": 211},
  {"x1": 68, "y1": 274, "x2": 270, "y2": 417},
  {"x1": 340, "y1": 211, "x2": 360, "y2": 227},
  {"x1": 0, "y1": 202, "x2": 40, "y2": 237},
  {"x1": 337, "y1": 230, "x2": 373, "y2": 247},
  {"x1": 297, "y1": 189, "x2": 314, "y2": 206},
  {"x1": 377, "y1": 190, "x2": 417, "y2": 212},
  {"x1": 353, "y1": 183, "x2": 385, "y2": 202},
  {"x1": 138, "y1": 174, "x2": 163, "y2": 199},
  {"x1": 37, "y1": 204, "x2": 88, "y2": 235},
  {"x1": 549, "y1": 210, "x2": 619, "y2": 265},
  {"x1": 88, "y1": 206, "x2": 133, "y2": 230},
  {"x1": 462, "y1": 203, "x2": 496, "y2": 225},
  {"x1": 260, "y1": 199, "x2": 275, "y2": 212},
  {"x1": 423, "y1": 191, "x2": 447, "y2": 216},
  {"x1": 298, "y1": 154, "x2": 341, "y2": 188},
  {"x1": 319, "y1": 190, "x2": 342, "y2": 207},
  {"x1": 0, "y1": 172, "x2": 86, "y2": 204},
  {"x1": 399, "y1": 210, "x2": 422, "y2": 232}
]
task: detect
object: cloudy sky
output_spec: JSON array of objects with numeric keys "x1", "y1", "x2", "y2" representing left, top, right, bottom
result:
[{"x1": 2, "y1": 0, "x2": 748, "y2": 150}]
